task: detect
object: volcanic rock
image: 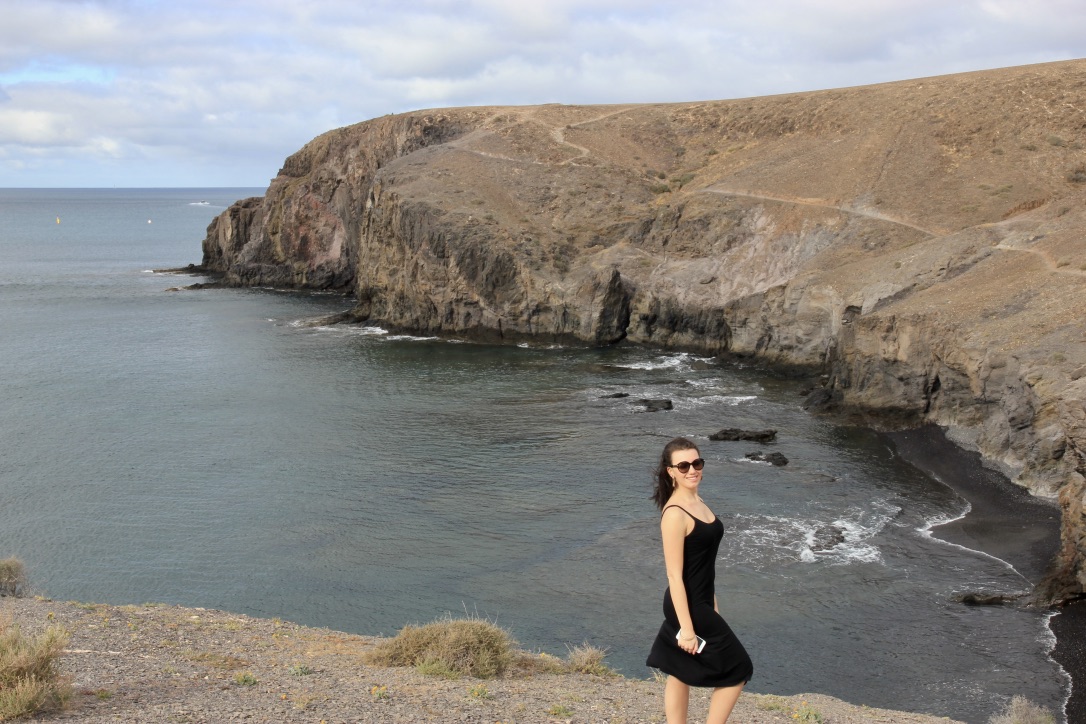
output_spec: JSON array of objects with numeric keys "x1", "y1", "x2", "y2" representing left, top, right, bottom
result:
[
  {"x1": 709, "y1": 428, "x2": 778, "y2": 443},
  {"x1": 746, "y1": 451, "x2": 789, "y2": 466},
  {"x1": 199, "y1": 60, "x2": 1086, "y2": 599}
]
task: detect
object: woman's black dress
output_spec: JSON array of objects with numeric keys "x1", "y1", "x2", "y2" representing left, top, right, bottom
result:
[{"x1": 646, "y1": 505, "x2": 753, "y2": 687}]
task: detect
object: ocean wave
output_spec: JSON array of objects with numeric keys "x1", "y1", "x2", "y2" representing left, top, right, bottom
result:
[
  {"x1": 384, "y1": 334, "x2": 439, "y2": 342},
  {"x1": 916, "y1": 506, "x2": 969, "y2": 537},
  {"x1": 516, "y1": 341, "x2": 565, "y2": 349},
  {"x1": 1043, "y1": 610, "x2": 1073, "y2": 719},
  {"x1": 286, "y1": 321, "x2": 444, "y2": 343},
  {"x1": 606, "y1": 352, "x2": 715, "y2": 372},
  {"x1": 677, "y1": 394, "x2": 758, "y2": 408},
  {"x1": 584, "y1": 385, "x2": 758, "y2": 413},
  {"x1": 917, "y1": 503, "x2": 1032, "y2": 581},
  {"x1": 292, "y1": 322, "x2": 388, "y2": 335},
  {"x1": 721, "y1": 501, "x2": 900, "y2": 568}
]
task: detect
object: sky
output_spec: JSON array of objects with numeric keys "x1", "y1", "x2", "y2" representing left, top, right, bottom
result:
[{"x1": 1, "y1": 0, "x2": 1084, "y2": 188}]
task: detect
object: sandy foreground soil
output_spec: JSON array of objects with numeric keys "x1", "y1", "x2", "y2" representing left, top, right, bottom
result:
[{"x1": 3, "y1": 597, "x2": 964, "y2": 723}]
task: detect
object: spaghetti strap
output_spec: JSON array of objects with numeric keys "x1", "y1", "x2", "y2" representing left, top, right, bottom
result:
[{"x1": 661, "y1": 505, "x2": 696, "y2": 520}]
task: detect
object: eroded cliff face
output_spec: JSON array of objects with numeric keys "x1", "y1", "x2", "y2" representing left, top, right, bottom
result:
[{"x1": 203, "y1": 60, "x2": 1086, "y2": 598}]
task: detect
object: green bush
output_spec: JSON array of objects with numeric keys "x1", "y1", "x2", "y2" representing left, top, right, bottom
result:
[
  {"x1": 988, "y1": 696, "x2": 1055, "y2": 724},
  {"x1": 364, "y1": 616, "x2": 515, "y2": 679},
  {"x1": 0, "y1": 614, "x2": 71, "y2": 718}
]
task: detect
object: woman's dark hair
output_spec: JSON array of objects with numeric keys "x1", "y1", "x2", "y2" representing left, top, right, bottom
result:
[{"x1": 651, "y1": 437, "x2": 700, "y2": 510}]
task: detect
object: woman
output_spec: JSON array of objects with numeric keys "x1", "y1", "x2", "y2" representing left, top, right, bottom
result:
[{"x1": 646, "y1": 437, "x2": 753, "y2": 723}]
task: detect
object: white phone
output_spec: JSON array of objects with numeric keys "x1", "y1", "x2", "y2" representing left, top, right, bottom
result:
[{"x1": 676, "y1": 631, "x2": 707, "y2": 653}]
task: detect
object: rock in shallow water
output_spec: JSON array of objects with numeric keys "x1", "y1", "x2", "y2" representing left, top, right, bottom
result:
[
  {"x1": 746, "y1": 451, "x2": 789, "y2": 466},
  {"x1": 709, "y1": 428, "x2": 777, "y2": 443},
  {"x1": 809, "y1": 524, "x2": 847, "y2": 552},
  {"x1": 951, "y1": 591, "x2": 1025, "y2": 606}
]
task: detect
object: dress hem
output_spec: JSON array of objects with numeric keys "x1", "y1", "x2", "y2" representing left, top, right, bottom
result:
[{"x1": 644, "y1": 662, "x2": 751, "y2": 689}]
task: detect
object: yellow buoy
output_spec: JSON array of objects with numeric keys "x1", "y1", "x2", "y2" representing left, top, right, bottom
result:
[{"x1": 56, "y1": 216, "x2": 60, "y2": 224}]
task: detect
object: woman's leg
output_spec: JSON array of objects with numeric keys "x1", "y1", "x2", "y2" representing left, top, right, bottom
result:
[
  {"x1": 664, "y1": 675, "x2": 690, "y2": 723},
  {"x1": 706, "y1": 681, "x2": 744, "y2": 723}
]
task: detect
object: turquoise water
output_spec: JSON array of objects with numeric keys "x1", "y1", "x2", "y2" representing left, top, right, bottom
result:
[{"x1": 0, "y1": 189, "x2": 1067, "y2": 722}]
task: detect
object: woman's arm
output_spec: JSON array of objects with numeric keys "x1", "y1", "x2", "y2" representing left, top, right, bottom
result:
[{"x1": 661, "y1": 508, "x2": 699, "y2": 654}]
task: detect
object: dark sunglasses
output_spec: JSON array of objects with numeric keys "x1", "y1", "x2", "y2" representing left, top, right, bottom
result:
[{"x1": 669, "y1": 458, "x2": 705, "y2": 473}]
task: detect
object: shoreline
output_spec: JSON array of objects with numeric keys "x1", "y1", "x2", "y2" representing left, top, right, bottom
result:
[
  {"x1": 4, "y1": 596, "x2": 964, "y2": 723},
  {"x1": 884, "y1": 425, "x2": 1070, "y2": 722},
  {"x1": 2, "y1": 418, "x2": 1059, "y2": 720},
  {"x1": 884, "y1": 425, "x2": 1061, "y2": 587}
]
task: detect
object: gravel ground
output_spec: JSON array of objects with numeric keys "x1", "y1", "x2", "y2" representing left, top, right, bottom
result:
[{"x1": 3, "y1": 597, "x2": 963, "y2": 723}]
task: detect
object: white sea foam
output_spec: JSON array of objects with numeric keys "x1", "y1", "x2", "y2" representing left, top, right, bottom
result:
[
  {"x1": 384, "y1": 334, "x2": 438, "y2": 342},
  {"x1": 1043, "y1": 610, "x2": 1074, "y2": 721},
  {"x1": 295, "y1": 322, "x2": 389, "y2": 336},
  {"x1": 607, "y1": 352, "x2": 714, "y2": 372},
  {"x1": 723, "y1": 501, "x2": 899, "y2": 568},
  {"x1": 917, "y1": 504, "x2": 1032, "y2": 582},
  {"x1": 678, "y1": 394, "x2": 758, "y2": 408},
  {"x1": 917, "y1": 506, "x2": 969, "y2": 537}
]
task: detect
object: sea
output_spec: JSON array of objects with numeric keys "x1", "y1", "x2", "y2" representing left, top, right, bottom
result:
[{"x1": 0, "y1": 188, "x2": 1069, "y2": 723}]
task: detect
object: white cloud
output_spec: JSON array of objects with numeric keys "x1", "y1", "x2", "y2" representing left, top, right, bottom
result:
[
  {"x1": 0, "y1": 108, "x2": 79, "y2": 145},
  {"x1": 0, "y1": 0, "x2": 1083, "y2": 186}
]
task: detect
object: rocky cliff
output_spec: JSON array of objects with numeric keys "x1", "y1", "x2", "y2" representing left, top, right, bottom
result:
[{"x1": 202, "y1": 60, "x2": 1086, "y2": 599}]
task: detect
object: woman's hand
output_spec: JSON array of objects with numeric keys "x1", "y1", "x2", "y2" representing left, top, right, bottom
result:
[{"x1": 677, "y1": 629, "x2": 699, "y2": 654}]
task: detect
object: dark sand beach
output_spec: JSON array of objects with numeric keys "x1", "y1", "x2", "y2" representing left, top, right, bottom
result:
[
  {"x1": 886, "y1": 425, "x2": 1071, "y2": 721},
  {"x1": 886, "y1": 426, "x2": 1061, "y2": 585}
]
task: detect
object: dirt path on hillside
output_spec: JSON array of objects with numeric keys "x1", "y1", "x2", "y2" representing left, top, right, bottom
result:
[
  {"x1": 700, "y1": 186, "x2": 941, "y2": 237},
  {"x1": 994, "y1": 242, "x2": 1086, "y2": 278},
  {"x1": 550, "y1": 107, "x2": 637, "y2": 165}
]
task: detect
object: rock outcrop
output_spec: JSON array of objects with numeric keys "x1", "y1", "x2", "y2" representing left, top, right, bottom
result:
[{"x1": 202, "y1": 60, "x2": 1086, "y2": 599}]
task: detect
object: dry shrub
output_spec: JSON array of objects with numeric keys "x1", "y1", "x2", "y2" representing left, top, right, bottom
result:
[
  {"x1": 511, "y1": 650, "x2": 567, "y2": 676},
  {"x1": 363, "y1": 616, "x2": 515, "y2": 679},
  {"x1": 563, "y1": 643, "x2": 615, "y2": 676},
  {"x1": 988, "y1": 695, "x2": 1055, "y2": 724},
  {"x1": 510, "y1": 645, "x2": 615, "y2": 677},
  {"x1": 0, "y1": 558, "x2": 26, "y2": 597},
  {"x1": 0, "y1": 614, "x2": 71, "y2": 718}
]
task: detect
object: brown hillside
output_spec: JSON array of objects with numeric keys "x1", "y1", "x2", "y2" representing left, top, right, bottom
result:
[{"x1": 201, "y1": 59, "x2": 1086, "y2": 596}]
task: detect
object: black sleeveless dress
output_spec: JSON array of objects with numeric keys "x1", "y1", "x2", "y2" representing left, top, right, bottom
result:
[{"x1": 645, "y1": 506, "x2": 753, "y2": 687}]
